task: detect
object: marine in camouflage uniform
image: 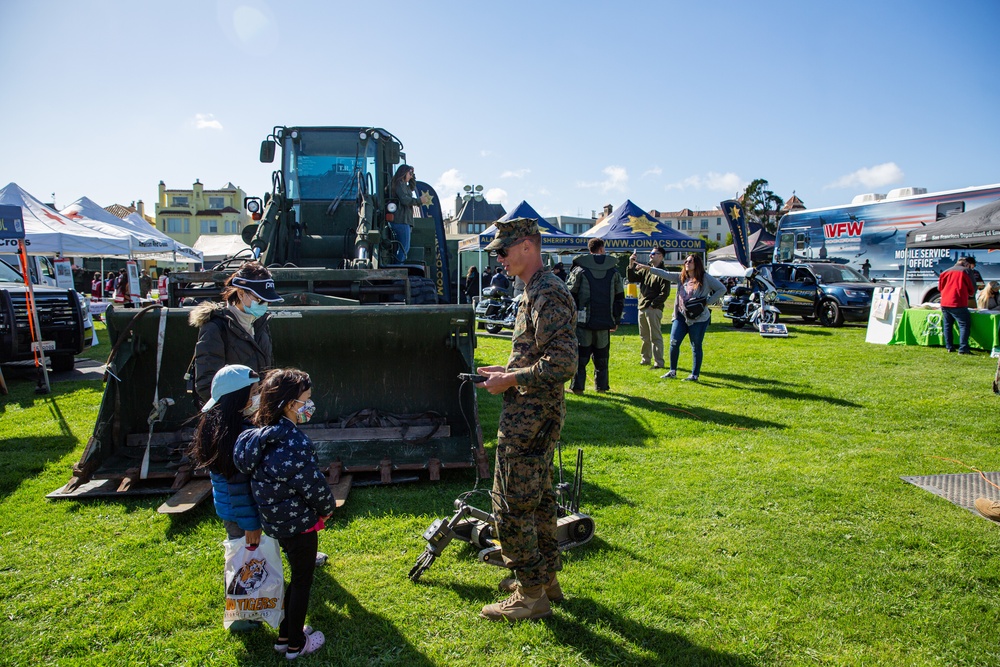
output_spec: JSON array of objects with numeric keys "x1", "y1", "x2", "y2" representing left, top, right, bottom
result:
[{"x1": 475, "y1": 217, "x2": 577, "y2": 622}]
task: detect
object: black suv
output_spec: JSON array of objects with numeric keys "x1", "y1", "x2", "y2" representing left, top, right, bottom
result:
[
  {"x1": 755, "y1": 262, "x2": 875, "y2": 326},
  {"x1": 0, "y1": 258, "x2": 89, "y2": 371}
]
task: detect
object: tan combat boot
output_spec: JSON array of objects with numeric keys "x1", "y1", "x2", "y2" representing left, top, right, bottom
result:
[
  {"x1": 480, "y1": 584, "x2": 552, "y2": 622},
  {"x1": 498, "y1": 573, "x2": 563, "y2": 603},
  {"x1": 975, "y1": 497, "x2": 1000, "y2": 521}
]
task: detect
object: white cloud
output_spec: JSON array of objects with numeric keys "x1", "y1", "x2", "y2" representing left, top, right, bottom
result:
[
  {"x1": 500, "y1": 168, "x2": 531, "y2": 179},
  {"x1": 480, "y1": 150, "x2": 493, "y2": 157},
  {"x1": 824, "y1": 162, "x2": 904, "y2": 190},
  {"x1": 485, "y1": 188, "x2": 508, "y2": 207},
  {"x1": 193, "y1": 113, "x2": 223, "y2": 130},
  {"x1": 642, "y1": 166, "x2": 663, "y2": 178},
  {"x1": 665, "y1": 171, "x2": 745, "y2": 193},
  {"x1": 434, "y1": 168, "x2": 465, "y2": 196},
  {"x1": 577, "y1": 165, "x2": 629, "y2": 193}
]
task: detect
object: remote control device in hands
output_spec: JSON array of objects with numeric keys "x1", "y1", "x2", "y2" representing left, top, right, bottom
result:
[{"x1": 457, "y1": 373, "x2": 488, "y2": 383}]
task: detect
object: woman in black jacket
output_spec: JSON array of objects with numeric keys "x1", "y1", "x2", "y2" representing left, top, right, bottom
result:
[
  {"x1": 188, "y1": 261, "x2": 284, "y2": 405},
  {"x1": 464, "y1": 266, "x2": 480, "y2": 303}
]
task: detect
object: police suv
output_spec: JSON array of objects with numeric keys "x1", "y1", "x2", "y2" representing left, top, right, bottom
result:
[{"x1": 755, "y1": 261, "x2": 876, "y2": 327}]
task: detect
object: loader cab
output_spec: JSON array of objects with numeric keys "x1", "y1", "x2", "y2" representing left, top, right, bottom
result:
[{"x1": 256, "y1": 127, "x2": 403, "y2": 269}]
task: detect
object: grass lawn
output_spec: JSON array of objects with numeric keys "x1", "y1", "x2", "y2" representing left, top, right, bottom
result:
[{"x1": 2, "y1": 314, "x2": 1000, "y2": 666}]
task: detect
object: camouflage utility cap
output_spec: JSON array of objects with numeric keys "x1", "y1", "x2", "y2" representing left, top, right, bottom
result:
[{"x1": 486, "y1": 218, "x2": 539, "y2": 252}]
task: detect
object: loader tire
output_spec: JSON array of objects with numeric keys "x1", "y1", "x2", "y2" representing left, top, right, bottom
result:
[{"x1": 408, "y1": 277, "x2": 439, "y2": 305}]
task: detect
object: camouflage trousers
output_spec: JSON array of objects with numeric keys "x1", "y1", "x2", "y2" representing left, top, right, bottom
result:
[{"x1": 492, "y1": 401, "x2": 564, "y2": 588}]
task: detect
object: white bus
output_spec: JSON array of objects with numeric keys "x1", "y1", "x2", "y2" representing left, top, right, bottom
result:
[{"x1": 774, "y1": 183, "x2": 1000, "y2": 304}]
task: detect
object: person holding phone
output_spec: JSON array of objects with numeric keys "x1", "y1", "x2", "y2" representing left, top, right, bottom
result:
[
  {"x1": 390, "y1": 164, "x2": 421, "y2": 263},
  {"x1": 631, "y1": 253, "x2": 725, "y2": 382},
  {"x1": 473, "y1": 218, "x2": 577, "y2": 622}
]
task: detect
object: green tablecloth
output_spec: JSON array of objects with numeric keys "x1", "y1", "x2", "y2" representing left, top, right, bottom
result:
[{"x1": 888, "y1": 308, "x2": 1000, "y2": 352}]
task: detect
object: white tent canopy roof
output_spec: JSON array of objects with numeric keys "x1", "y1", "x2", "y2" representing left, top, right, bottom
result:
[
  {"x1": 0, "y1": 182, "x2": 132, "y2": 257},
  {"x1": 61, "y1": 197, "x2": 202, "y2": 263},
  {"x1": 192, "y1": 234, "x2": 251, "y2": 264},
  {"x1": 708, "y1": 259, "x2": 748, "y2": 278}
]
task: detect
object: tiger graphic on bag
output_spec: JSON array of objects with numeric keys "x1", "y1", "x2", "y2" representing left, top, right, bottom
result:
[{"x1": 226, "y1": 557, "x2": 269, "y2": 595}]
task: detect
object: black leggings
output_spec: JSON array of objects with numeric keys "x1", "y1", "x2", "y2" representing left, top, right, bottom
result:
[{"x1": 277, "y1": 531, "x2": 318, "y2": 649}]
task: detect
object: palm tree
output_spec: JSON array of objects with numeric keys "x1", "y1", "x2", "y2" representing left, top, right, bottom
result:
[{"x1": 739, "y1": 179, "x2": 785, "y2": 233}]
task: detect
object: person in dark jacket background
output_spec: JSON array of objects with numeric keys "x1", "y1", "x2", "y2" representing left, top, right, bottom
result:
[
  {"x1": 189, "y1": 261, "x2": 283, "y2": 404},
  {"x1": 567, "y1": 238, "x2": 624, "y2": 393},
  {"x1": 551, "y1": 262, "x2": 567, "y2": 282},
  {"x1": 464, "y1": 265, "x2": 480, "y2": 303},
  {"x1": 626, "y1": 246, "x2": 670, "y2": 369},
  {"x1": 491, "y1": 267, "x2": 511, "y2": 291},
  {"x1": 235, "y1": 368, "x2": 334, "y2": 659}
]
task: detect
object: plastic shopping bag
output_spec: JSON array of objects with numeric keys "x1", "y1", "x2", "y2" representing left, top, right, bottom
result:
[{"x1": 223, "y1": 534, "x2": 284, "y2": 629}]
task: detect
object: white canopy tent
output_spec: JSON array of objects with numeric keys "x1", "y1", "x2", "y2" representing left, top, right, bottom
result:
[
  {"x1": 193, "y1": 234, "x2": 251, "y2": 265},
  {"x1": 708, "y1": 260, "x2": 748, "y2": 278},
  {"x1": 61, "y1": 197, "x2": 202, "y2": 264},
  {"x1": 123, "y1": 212, "x2": 203, "y2": 263},
  {"x1": 0, "y1": 182, "x2": 132, "y2": 257}
]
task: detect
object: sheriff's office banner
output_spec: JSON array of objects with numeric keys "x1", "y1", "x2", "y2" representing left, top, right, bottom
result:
[
  {"x1": 416, "y1": 181, "x2": 451, "y2": 303},
  {"x1": 720, "y1": 200, "x2": 751, "y2": 268}
]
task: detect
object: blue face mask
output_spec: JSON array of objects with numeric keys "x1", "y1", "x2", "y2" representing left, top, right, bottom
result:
[{"x1": 246, "y1": 301, "x2": 269, "y2": 318}]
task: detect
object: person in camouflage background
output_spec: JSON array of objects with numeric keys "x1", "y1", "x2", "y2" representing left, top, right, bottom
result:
[{"x1": 474, "y1": 217, "x2": 578, "y2": 622}]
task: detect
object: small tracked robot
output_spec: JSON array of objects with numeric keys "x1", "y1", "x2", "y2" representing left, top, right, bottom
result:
[{"x1": 408, "y1": 444, "x2": 595, "y2": 582}]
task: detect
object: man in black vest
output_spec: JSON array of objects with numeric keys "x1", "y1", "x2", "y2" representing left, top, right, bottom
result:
[{"x1": 567, "y1": 238, "x2": 624, "y2": 394}]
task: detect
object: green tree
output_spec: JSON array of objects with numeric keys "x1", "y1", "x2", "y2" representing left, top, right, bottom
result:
[{"x1": 740, "y1": 178, "x2": 785, "y2": 233}]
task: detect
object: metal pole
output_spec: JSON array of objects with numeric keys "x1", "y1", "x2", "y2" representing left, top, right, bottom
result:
[{"x1": 18, "y1": 240, "x2": 50, "y2": 393}]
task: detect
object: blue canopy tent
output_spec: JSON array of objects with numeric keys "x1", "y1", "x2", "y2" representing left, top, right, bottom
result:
[
  {"x1": 457, "y1": 200, "x2": 589, "y2": 300},
  {"x1": 583, "y1": 199, "x2": 706, "y2": 255},
  {"x1": 457, "y1": 200, "x2": 589, "y2": 252}
]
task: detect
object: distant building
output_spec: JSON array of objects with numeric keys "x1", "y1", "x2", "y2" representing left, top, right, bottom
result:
[
  {"x1": 155, "y1": 180, "x2": 248, "y2": 247},
  {"x1": 106, "y1": 200, "x2": 155, "y2": 226},
  {"x1": 648, "y1": 207, "x2": 727, "y2": 244},
  {"x1": 445, "y1": 196, "x2": 506, "y2": 235},
  {"x1": 782, "y1": 193, "x2": 806, "y2": 213},
  {"x1": 546, "y1": 215, "x2": 595, "y2": 235}
]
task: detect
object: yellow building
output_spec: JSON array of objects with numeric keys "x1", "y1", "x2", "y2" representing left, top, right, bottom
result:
[{"x1": 154, "y1": 180, "x2": 249, "y2": 248}]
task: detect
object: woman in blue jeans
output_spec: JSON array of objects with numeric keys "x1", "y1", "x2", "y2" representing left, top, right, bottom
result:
[{"x1": 630, "y1": 254, "x2": 726, "y2": 381}]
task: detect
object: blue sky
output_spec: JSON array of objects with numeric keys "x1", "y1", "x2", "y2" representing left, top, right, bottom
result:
[{"x1": 1, "y1": 0, "x2": 997, "y2": 219}]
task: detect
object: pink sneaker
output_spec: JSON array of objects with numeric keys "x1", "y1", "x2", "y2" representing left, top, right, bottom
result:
[
  {"x1": 286, "y1": 630, "x2": 325, "y2": 660},
  {"x1": 273, "y1": 626, "x2": 314, "y2": 653}
]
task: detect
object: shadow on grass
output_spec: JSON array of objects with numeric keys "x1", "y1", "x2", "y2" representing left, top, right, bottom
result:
[
  {"x1": 314, "y1": 568, "x2": 436, "y2": 666},
  {"x1": 703, "y1": 372, "x2": 863, "y2": 408},
  {"x1": 552, "y1": 597, "x2": 754, "y2": 666},
  {"x1": 573, "y1": 392, "x2": 786, "y2": 433},
  {"x1": 0, "y1": 385, "x2": 81, "y2": 501},
  {"x1": 421, "y1": 565, "x2": 754, "y2": 666}
]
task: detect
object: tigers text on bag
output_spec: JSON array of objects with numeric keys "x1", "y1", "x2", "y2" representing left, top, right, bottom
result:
[{"x1": 223, "y1": 534, "x2": 285, "y2": 629}]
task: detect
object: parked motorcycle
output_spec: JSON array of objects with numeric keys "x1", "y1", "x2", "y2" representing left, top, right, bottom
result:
[
  {"x1": 721, "y1": 267, "x2": 780, "y2": 329},
  {"x1": 475, "y1": 285, "x2": 518, "y2": 334}
]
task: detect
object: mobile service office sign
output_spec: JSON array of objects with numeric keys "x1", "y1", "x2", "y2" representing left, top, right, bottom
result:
[{"x1": 0, "y1": 205, "x2": 25, "y2": 241}]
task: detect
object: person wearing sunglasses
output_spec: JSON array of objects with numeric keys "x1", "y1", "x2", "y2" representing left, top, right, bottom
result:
[
  {"x1": 472, "y1": 217, "x2": 578, "y2": 623},
  {"x1": 189, "y1": 261, "x2": 284, "y2": 406},
  {"x1": 630, "y1": 253, "x2": 725, "y2": 382},
  {"x1": 626, "y1": 246, "x2": 671, "y2": 369}
]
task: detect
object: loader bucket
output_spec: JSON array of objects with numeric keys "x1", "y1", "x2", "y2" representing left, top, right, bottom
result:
[{"x1": 56, "y1": 303, "x2": 487, "y2": 500}]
